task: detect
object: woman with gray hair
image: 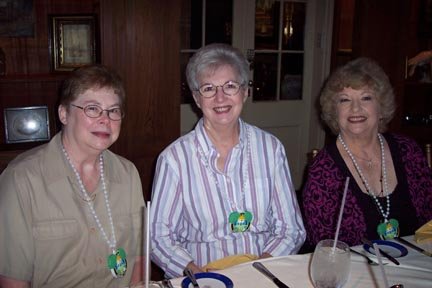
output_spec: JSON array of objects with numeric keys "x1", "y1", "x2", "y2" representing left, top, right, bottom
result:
[
  {"x1": 151, "y1": 43, "x2": 305, "y2": 278},
  {"x1": 302, "y1": 57, "x2": 432, "y2": 247}
]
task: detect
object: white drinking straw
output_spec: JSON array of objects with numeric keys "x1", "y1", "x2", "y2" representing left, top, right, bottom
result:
[
  {"x1": 373, "y1": 243, "x2": 390, "y2": 288},
  {"x1": 144, "y1": 201, "x2": 151, "y2": 288},
  {"x1": 333, "y1": 177, "x2": 350, "y2": 251}
]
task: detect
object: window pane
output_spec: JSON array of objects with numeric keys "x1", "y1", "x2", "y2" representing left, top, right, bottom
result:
[
  {"x1": 205, "y1": 0, "x2": 233, "y2": 45},
  {"x1": 255, "y1": 0, "x2": 280, "y2": 50},
  {"x1": 181, "y1": 0, "x2": 203, "y2": 49},
  {"x1": 282, "y1": 2, "x2": 305, "y2": 50},
  {"x1": 181, "y1": 0, "x2": 233, "y2": 104},
  {"x1": 181, "y1": 53, "x2": 194, "y2": 104},
  {"x1": 280, "y1": 53, "x2": 303, "y2": 100},
  {"x1": 252, "y1": 53, "x2": 278, "y2": 101}
]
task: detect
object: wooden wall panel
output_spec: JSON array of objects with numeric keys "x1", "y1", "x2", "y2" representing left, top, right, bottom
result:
[
  {"x1": 1, "y1": 0, "x2": 181, "y2": 280},
  {"x1": 330, "y1": 0, "x2": 432, "y2": 146},
  {"x1": 0, "y1": 76, "x2": 64, "y2": 149},
  {"x1": 100, "y1": 0, "x2": 181, "y2": 200},
  {"x1": 330, "y1": 0, "x2": 355, "y2": 70},
  {"x1": 1, "y1": 0, "x2": 181, "y2": 202},
  {"x1": 352, "y1": 1, "x2": 404, "y2": 79},
  {"x1": 0, "y1": 0, "x2": 99, "y2": 75},
  {"x1": 0, "y1": 0, "x2": 99, "y2": 150}
]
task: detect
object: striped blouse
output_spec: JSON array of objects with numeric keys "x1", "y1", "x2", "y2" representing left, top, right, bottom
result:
[{"x1": 150, "y1": 118, "x2": 306, "y2": 278}]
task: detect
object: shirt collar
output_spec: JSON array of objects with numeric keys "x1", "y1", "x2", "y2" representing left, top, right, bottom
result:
[
  {"x1": 195, "y1": 118, "x2": 246, "y2": 156},
  {"x1": 43, "y1": 132, "x2": 119, "y2": 185}
]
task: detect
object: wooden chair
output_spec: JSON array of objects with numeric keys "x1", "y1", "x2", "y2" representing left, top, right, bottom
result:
[
  {"x1": 425, "y1": 144, "x2": 431, "y2": 168},
  {"x1": 297, "y1": 148, "x2": 320, "y2": 254}
]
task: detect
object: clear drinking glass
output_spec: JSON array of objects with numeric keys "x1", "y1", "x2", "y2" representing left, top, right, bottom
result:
[
  {"x1": 129, "y1": 281, "x2": 163, "y2": 288},
  {"x1": 310, "y1": 239, "x2": 351, "y2": 288}
]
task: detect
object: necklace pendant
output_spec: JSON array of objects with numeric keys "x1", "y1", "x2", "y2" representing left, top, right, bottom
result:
[
  {"x1": 229, "y1": 211, "x2": 253, "y2": 233},
  {"x1": 107, "y1": 248, "x2": 127, "y2": 278},
  {"x1": 377, "y1": 218, "x2": 399, "y2": 240}
]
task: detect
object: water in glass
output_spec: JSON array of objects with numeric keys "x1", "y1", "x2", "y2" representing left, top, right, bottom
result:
[{"x1": 310, "y1": 239, "x2": 351, "y2": 288}]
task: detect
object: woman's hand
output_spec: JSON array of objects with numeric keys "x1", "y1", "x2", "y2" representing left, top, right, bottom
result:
[
  {"x1": 0, "y1": 275, "x2": 30, "y2": 288},
  {"x1": 259, "y1": 252, "x2": 272, "y2": 259},
  {"x1": 185, "y1": 262, "x2": 204, "y2": 274}
]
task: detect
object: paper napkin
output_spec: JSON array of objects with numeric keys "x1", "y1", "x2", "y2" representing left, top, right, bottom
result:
[
  {"x1": 203, "y1": 254, "x2": 258, "y2": 271},
  {"x1": 415, "y1": 220, "x2": 432, "y2": 243}
]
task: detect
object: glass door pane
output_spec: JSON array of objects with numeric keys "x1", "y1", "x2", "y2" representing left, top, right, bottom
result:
[
  {"x1": 205, "y1": 0, "x2": 233, "y2": 45},
  {"x1": 280, "y1": 53, "x2": 303, "y2": 99},
  {"x1": 253, "y1": 53, "x2": 278, "y2": 101},
  {"x1": 181, "y1": 0, "x2": 203, "y2": 50},
  {"x1": 282, "y1": 2, "x2": 305, "y2": 50},
  {"x1": 180, "y1": 0, "x2": 233, "y2": 103},
  {"x1": 255, "y1": 1, "x2": 280, "y2": 50},
  {"x1": 253, "y1": 0, "x2": 306, "y2": 101}
]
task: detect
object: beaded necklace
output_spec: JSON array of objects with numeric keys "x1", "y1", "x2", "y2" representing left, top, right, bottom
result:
[
  {"x1": 338, "y1": 134, "x2": 399, "y2": 239},
  {"x1": 196, "y1": 123, "x2": 253, "y2": 232},
  {"x1": 62, "y1": 144, "x2": 127, "y2": 277}
]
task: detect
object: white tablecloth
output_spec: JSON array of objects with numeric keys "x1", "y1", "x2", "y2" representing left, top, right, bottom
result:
[{"x1": 169, "y1": 236, "x2": 432, "y2": 288}]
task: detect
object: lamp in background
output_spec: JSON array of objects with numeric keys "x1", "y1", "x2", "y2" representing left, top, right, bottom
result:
[
  {"x1": 4, "y1": 106, "x2": 50, "y2": 143},
  {"x1": 283, "y1": 2, "x2": 294, "y2": 44}
]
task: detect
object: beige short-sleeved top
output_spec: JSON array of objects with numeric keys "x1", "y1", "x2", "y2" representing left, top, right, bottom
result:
[{"x1": 0, "y1": 132, "x2": 145, "y2": 288}]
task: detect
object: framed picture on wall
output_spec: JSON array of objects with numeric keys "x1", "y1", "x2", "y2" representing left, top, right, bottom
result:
[
  {"x1": 49, "y1": 14, "x2": 98, "y2": 71},
  {"x1": 4, "y1": 106, "x2": 50, "y2": 143}
]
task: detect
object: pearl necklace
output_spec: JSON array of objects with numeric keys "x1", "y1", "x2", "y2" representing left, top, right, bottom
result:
[
  {"x1": 197, "y1": 123, "x2": 251, "y2": 211},
  {"x1": 338, "y1": 134, "x2": 390, "y2": 221},
  {"x1": 62, "y1": 145, "x2": 117, "y2": 252}
]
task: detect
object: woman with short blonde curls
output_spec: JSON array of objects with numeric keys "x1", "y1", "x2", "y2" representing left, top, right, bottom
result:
[{"x1": 302, "y1": 57, "x2": 432, "y2": 247}]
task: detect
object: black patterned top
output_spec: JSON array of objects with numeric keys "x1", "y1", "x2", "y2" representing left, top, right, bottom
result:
[{"x1": 302, "y1": 133, "x2": 432, "y2": 246}]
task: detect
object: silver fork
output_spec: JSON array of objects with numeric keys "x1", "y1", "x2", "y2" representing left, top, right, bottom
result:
[{"x1": 350, "y1": 248, "x2": 384, "y2": 266}]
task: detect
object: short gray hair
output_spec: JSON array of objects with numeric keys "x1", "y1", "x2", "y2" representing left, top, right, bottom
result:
[{"x1": 186, "y1": 43, "x2": 249, "y2": 92}]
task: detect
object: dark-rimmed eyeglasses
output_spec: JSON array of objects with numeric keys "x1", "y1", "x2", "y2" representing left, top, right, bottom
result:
[
  {"x1": 195, "y1": 81, "x2": 244, "y2": 98},
  {"x1": 71, "y1": 104, "x2": 124, "y2": 121}
]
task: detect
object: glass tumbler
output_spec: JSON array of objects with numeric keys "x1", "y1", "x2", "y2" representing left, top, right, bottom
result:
[{"x1": 310, "y1": 239, "x2": 351, "y2": 288}]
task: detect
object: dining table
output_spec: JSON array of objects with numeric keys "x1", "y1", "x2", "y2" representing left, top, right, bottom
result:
[{"x1": 168, "y1": 236, "x2": 432, "y2": 288}]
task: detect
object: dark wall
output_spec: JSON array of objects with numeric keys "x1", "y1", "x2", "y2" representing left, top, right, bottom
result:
[
  {"x1": 100, "y1": 0, "x2": 181, "y2": 199},
  {"x1": 330, "y1": 0, "x2": 432, "y2": 147},
  {"x1": 0, "y1": 0, "x2": 181, "y2": 201}
]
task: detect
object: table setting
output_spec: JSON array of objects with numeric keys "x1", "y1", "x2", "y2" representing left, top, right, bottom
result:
[
  {"x1": 166, "y1": 234, "x2": 431, "y2": 288},
  {"x1": 167, "y1": 178, "x2": 432, "y2": 288},
  {"x1": 138, "y1": 184, "x2": 432, "y2": 288}
]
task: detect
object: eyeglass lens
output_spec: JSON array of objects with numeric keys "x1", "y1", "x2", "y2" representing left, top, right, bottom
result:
[
  {"x1": 198, "y1": 81, "x2": 242, "y2": 98},
  {"x1": 84, "y1": 105, "x2": 123, "y2": 120},
  {"x1": 72, "y1": 104, "x2": 123, "y2": 121}
]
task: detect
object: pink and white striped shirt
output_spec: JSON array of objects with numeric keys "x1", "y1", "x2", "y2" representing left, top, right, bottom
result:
[{"x1": 150, "y1": 118, "x2": 305, "y2": 278}]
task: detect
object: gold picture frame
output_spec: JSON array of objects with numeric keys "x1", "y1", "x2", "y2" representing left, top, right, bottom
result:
[{"x1": 50, "y1": 15, "x2": 98, "y2": 71}]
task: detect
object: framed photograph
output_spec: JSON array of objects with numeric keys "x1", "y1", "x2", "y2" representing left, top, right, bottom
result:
[
  {"x1": 49, "y1": 14, "x2": 98, "y2": 71},
  {"x1": 4, "y1": 106, "x2": 50, "y2": 143}
]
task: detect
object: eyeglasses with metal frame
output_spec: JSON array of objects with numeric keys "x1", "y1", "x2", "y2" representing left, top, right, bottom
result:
[
  {"x1": 71, "y1": 104, "x2": 124, "y2": 121},
  {"x1": 195, "y1": 81, "x2": 245, "y2": 98}
]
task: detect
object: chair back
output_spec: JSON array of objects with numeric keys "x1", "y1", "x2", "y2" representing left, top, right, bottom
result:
[{"x1": 426, "y1": 144, "x2": 431, "y2": 168}]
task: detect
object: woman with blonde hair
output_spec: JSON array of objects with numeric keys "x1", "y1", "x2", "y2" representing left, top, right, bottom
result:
[{"x1": 302, "y1": 57, "x2": 432, "y2": 246}]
